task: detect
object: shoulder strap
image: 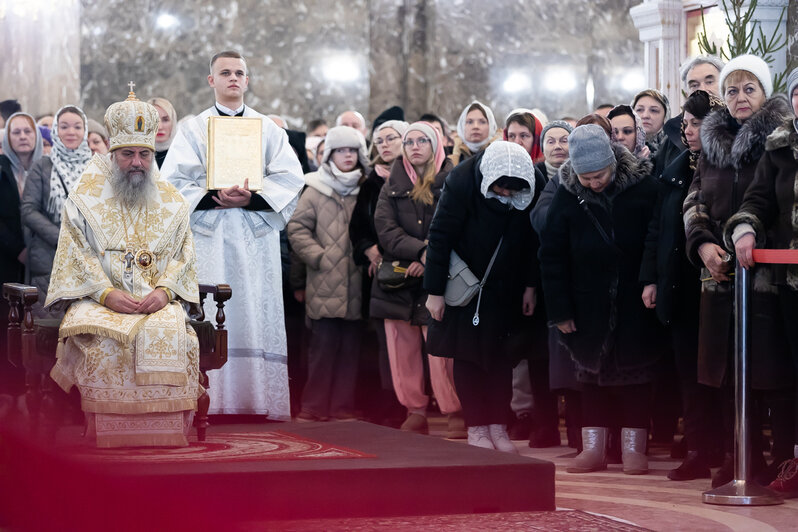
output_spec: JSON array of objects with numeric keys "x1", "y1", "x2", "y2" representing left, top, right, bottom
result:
[
  {"x1": 576, "y1": 195, "x2": 621, "y2": 254},
  {"x1": 480, "y1": 236, "x2": 503, "y2": 287}
]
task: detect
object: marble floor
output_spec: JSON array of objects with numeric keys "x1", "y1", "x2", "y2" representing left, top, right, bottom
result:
[{"x1": 426, "y1": 417, "x2": 798, "y2": 531}]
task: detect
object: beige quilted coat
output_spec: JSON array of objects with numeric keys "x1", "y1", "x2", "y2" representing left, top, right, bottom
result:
[{"x1": 287, "y1": 172, "x2": 362, "y2": 320}]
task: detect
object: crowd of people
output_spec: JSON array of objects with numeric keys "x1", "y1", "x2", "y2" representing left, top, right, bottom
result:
[{"x1": 2, "y1": 48, "x2": 798, "y2": 496}]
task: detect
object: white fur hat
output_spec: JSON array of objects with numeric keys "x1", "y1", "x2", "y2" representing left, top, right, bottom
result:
[
  {"x1": 719, "y1": 54, "x2": 773, "y2": 98},
  {"x1": 321, "y1": 126, "x2": 369, "y2": 169}
]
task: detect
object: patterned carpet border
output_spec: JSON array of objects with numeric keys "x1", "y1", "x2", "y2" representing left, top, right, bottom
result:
[
  {"x1": 62, "y1": 430, "x2": 376, "y2": 463},
  {"x1": 256, "y1": 509, "x2": 652, "y2": 531}
]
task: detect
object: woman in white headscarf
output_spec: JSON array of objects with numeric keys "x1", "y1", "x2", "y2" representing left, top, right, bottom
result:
[
  {"x1": 424, "y1": 141, "x2": 538, "y2": 452},
  {"x1": 449, "y1": 100, "x2": 500, "y2": 166},
  {"x1": 1, "y1": 112, "x2": 43, "y2": 196},
  {"x1": 22, "y1": 105, "x2": 93, "y2": 315}
]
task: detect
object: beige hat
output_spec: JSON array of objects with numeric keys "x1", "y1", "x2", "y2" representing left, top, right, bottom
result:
[{"x1": 104, "y1": 86, "x2": 159, "y2": 151}]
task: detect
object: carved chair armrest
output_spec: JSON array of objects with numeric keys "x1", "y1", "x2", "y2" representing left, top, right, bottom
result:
[{"x1": 189, "y1": 283, "x2": 232, "y2": 331}]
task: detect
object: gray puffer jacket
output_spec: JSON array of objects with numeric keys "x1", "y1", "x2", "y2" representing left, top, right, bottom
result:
[{"x1": 287, "y1": 171, "x2": 362, "y2": 320}]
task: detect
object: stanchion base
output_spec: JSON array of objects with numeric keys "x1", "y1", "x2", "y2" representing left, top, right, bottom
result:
[{"x1": 703, "y1": 480, "x2": 783, "y2": 506}]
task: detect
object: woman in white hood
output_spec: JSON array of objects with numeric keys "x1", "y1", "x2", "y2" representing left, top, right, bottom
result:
[{"x1": 449, "y1": 100, "x2": 500, "y2": 166}]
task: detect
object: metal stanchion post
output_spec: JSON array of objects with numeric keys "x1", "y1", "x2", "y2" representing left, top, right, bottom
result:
[{"x1": 703, "y1": 261, "x2": 783, "y2": 505}]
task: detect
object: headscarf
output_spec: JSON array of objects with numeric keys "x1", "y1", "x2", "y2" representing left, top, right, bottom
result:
[
  {"x1": 681, "y1": 90, "x2": 726, "y2": 170},
  {"x1": 479, "y1": 141, "x2": 536, "y2": 211},
  {"x1": 608, "y1": 105, "x2": 647, "y2": 158},
  {"x1": 502, "y1": 109, "x2": 544, "y2": 162},
  {"x1": 457, "y1": 101, "x2": 497, "y2": 153},
  {"x1": 401, "y1": 121, "x2": 445, "y2": 186},
  {"x1": 148, "y1": 97, "x2": 178, "y2": 152},
  {"x1": 373, "y1": 120, "x2": 410, "y2": 178},
  {"x1": 2, "y1": 112, "x2": 43, "y2": 194},
  {"x1": 48, "y1": 105, "x2": 92, "y2": 222}
]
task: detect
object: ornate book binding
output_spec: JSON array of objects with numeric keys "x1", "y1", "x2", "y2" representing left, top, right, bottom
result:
[{"x1": 206, "y1": 116, "x2": 263, "y2": 191}]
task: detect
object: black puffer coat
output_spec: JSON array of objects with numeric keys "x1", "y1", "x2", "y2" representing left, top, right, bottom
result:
[
  {"x1": 423, "y1": 151, "x2": 538, "y2": 369},
  {"x1": 540, "y1": 145, "x2": 660, "y2": 376},
  {"x1": 0, "y1": 155, "x2": 24, "y2": 288}
]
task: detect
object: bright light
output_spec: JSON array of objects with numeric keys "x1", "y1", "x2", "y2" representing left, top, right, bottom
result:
[
  {"x1": 502, "y1": 72, "x2": 531, "y2": 94},
  {"x1": 621, "y1": 70, "x2": 646, "y2": 91},
  {"x1": 321, "y1": 54, "x2": 362, "y2": 83},
  {"x1": 156, "y1": 13, "x2": 179, "y2": 29},
  {"x1": 544, "y1": 68, "x2": 577, "y2": 93},
  {"x1": 585, "y1": 75, "x2": 595, "y2": 110}
]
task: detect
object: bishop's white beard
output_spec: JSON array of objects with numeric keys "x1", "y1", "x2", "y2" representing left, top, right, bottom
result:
[{"x1": 110, "y1": 159, "x2": 156, "y2": 208}]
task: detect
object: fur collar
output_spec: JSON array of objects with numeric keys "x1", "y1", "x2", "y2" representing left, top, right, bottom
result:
[
  {"x1": 558, "y1": 144, "x2": 653, "y2": 206},
  {"x1": 764, "y1": 118, "x2": 798, "y2": 153},
  {"x1": 701, "y1": 95, "x2": 790, "y2": 170}
]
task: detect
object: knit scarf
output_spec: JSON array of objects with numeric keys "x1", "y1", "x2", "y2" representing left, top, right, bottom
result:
[
  {"x1": 374, "y1": 163, "x2": 391, "y2": 179},
  {"x1": 319, "y1": 162, "x2": 361, "y2": 196},
  {"x1": 544, "y1": 161, "x2": 560, "y2": 180},
  {"x1": 48, "y1": 107, "x2": 92, "y2": 223}
]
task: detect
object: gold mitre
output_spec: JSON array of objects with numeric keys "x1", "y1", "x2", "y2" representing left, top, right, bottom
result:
[{"x1": 104, "y1": 82, "x2": 159, "y2": 151}]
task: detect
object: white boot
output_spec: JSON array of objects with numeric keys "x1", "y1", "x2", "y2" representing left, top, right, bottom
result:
[
  {"x1": 489, "y1": 424, "x2": 519, "y2": 454},
  {"x1": 567, "y1": 427, "x2": 608, "y2": 473},
  {"x1": 467, "y1": 425, "x2": 495, "y2": 450},
  {"x1": 622, "y1": 428, "x2": 649, "y2": 475}
]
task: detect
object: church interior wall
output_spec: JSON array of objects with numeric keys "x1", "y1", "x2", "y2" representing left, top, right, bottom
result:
[{"x1": 1, "y1": 1, "x2": 797, "y2": 126}]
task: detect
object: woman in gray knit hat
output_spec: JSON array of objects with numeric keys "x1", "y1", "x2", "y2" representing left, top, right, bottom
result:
[{"x1": 539, "y1": 124, "x2": 659, "y2": 475}]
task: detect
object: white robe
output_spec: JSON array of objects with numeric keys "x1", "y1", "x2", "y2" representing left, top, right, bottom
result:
[{"x1": 161, "y1": 105, "x2": 304, "y2": 418}]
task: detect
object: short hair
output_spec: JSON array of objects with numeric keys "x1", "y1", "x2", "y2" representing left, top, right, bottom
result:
[
  {"x1": 607, "y1": 104, "x2": 636, "y2": 122},
  {"x1": 307, "y1": 118, "x2": 327, "y2": 133},
  {"x1": 594, "y1": 103, "x2": 614, "y2": 111},
  {"x1": 576, "y1": 113, "x2": 612, "y2": 137},
  {"x1": 632, "y1": 89, "x2": 669, "y2": 117},
  {"x1": 505, "y1": 111, "x2": 536, "y2": 133},
  {"x1": 722, "y1": 69, "x2": 764, "y2": 94},
  {"x1": 0, "y1": 99, "x2": 22, "y2": 121},
  {"x1": 680, "y1": 55, "x2": 725, "y2": 87},
  {"x1": 209, "y1": 50, "x2": 247, "y2": 75},
  {"x1": 335, "y1": 110, "x2": 366, "y2": 129}
]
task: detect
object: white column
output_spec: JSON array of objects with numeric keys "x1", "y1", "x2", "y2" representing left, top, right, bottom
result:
[{"x1": 630, "y1": 0, "x2": 684, "y2": 112}]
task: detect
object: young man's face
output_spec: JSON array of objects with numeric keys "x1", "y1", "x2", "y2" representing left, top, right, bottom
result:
[{"x1": 208, "y1": 57, "x2": 249, "y2": 102}]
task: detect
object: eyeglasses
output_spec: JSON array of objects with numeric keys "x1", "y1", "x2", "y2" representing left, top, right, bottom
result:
[
  {"x1": 374, "y1": 135, "x2": 400, "y2": 146},
  {"x1": 403, "y1": 137, "x2": 430, "y2": 148}
]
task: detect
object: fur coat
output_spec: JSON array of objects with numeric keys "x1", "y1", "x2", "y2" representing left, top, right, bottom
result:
[{"x1": 682, "y1": 95, "x2": 792, "y2": 388}]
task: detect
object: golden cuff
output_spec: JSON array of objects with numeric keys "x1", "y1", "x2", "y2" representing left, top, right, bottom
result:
[{"x1": 98, "y1": 287, "x2": 114, "y2": 306}]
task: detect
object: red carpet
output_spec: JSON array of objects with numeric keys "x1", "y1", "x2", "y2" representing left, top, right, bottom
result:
[{"x1": 61, "y1": 430, "x2": 375, "y2": 463}]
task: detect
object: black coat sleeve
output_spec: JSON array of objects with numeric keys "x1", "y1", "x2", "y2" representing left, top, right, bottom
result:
[
  {"x1": 639, "y1": 181, "x2": 666, "y2": 284},
  {"x1": 423, "y1": 170, "x2": 472, "y2": 295},
  {"x1": 349, "y1": 181, "x2": 380, "y2": 265},
  {"x1": 539, "y1": 187, "x2": 575, "y2": 324},
  {"x1": 530, "y1": 174, "x2": 559, "y2": 235}
]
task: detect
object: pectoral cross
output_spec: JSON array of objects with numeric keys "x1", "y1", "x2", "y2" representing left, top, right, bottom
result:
[{"x1": 123, "y1": 251, "x2": 135, "y2": 281}]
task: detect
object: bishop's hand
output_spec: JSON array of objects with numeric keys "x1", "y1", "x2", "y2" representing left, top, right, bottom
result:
[
  {"x1": 136, "y1": 288, "x2": 170, "y2": 314},
  {"x1": 104, "y1": 289, "x2": 142, "y2": 314},
  {"x1": 214, "y1": 178, "x2": 253, "y2": 208}
]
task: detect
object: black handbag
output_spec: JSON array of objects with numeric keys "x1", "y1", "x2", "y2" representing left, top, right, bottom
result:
[{"x1": 377, "y1": 260, "x2": 422, "y2": 292}]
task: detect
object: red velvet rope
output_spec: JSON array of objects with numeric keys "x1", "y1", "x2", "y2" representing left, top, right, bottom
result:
[{"x1": 752, "y1": 249, "x2": 798, "y2": 265}]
